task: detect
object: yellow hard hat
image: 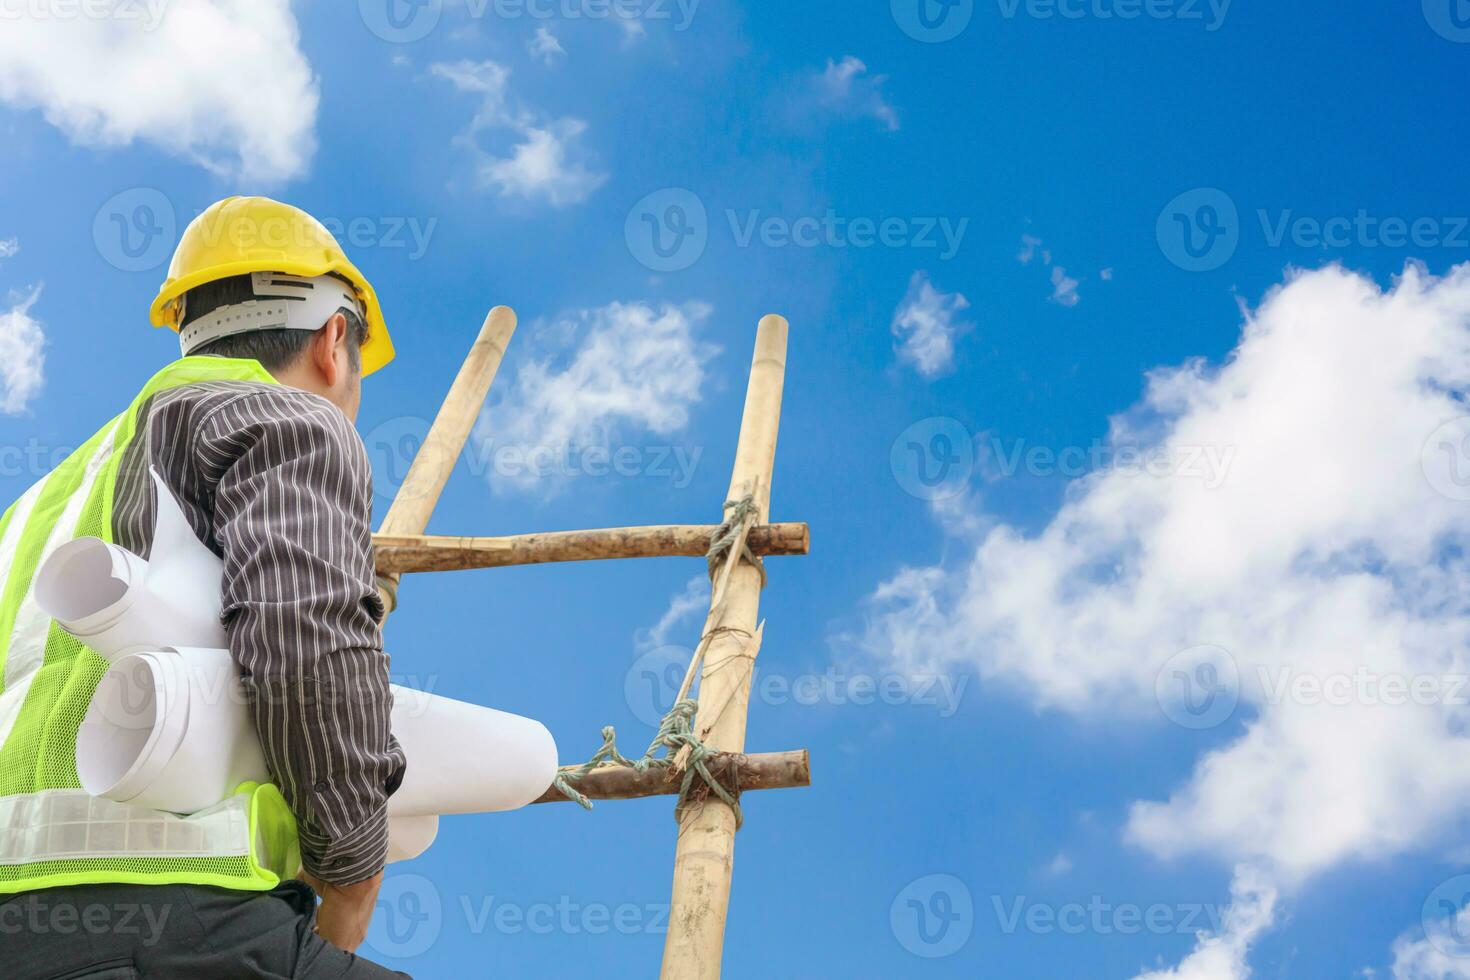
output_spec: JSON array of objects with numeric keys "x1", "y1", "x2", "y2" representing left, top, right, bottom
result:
[{"x1": 150, "y1": 196, "x2": 395, "y2": 375}]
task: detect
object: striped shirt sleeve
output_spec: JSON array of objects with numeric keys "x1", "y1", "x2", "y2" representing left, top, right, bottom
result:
[{"x1": 195, "y1": 388, "x2": 405, "y2": 886}]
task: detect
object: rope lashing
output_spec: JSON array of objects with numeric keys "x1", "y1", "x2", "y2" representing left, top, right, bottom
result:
[
  {"x1": 551, "y1": 699, "x2": 744, "y2": 828},
  {"x1": 705, "y1": 494, "x2": 766, "y2": 588},
  {"x1": 552, "y1": 493, "x2": 766, "y2": 827}
]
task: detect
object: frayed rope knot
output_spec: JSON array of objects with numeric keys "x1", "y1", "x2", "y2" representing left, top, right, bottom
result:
[{"x1": 551, "y1": 699, "x2": 744, "y2": 829}]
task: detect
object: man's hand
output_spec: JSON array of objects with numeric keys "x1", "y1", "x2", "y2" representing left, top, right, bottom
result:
[{"x1": 299, "y1": 868, "x2": 384, "y2": 953}]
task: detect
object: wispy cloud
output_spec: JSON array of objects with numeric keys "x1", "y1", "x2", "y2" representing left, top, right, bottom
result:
[
  {"x1": 0, "y1": 286, "x2": 45, "y2": 414},
  {"x1": 892, "y1": 271, "x2": 972, "y2": 378},
  {"x1": 432, "y1": 59, "x2": 607, "y2": 207},
  {"x1": 0, "y1": 239, "x2": 18, "y2": 262},
  {"x1": 0, "y1": 1, "x2": 316, "y2": 182},
  {"x1": 808, "y1": 56, "x2": 899, "y2": 132},
  {"x1": 474, "y1": 301, "x2": 719, "y2": 495},
  {"x1": 1018, "y1": 233, "x2": 1097, "y2": 307},
  {"x1": 1132, "y1": 867, "x2": 1277, "y2": 980},
  {"x1": 527, "y1": 27, "x2": 565, "y2": 66}
]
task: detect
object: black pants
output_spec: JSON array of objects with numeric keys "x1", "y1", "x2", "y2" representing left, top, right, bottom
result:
[{"x1": 0, "y1": 881, "x2": 410, "y2": 979}]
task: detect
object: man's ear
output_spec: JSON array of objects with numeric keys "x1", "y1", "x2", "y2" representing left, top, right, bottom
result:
[{"x1": 311, "y1": 313, "x2": 349, "y2": 387}]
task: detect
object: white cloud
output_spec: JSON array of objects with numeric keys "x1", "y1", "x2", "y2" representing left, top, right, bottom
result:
[
  {"x1": 432, "y1": 59, "x2": 606, "y2": 206},
  {"x1": 810, "y1": 56, "x2": 898, "y2": 132},
  {"x1": 527, "y1": 27, "x2": 565, "y2": 66},
  {"x1": 858, "y1": 262, "x2": 1470, "y2": 964},
  {"x1": 0, "y1": 286, "x2": 46, "y2": 414},
  {"x1": 1133, "y1": 867, "x2": 1277, "y2": 980},
  {"x1": 1043, "y1": 852, "x2": 1073, "y2": 876},
  {"x1": 1051, "y1": 265, "x2": 1080, "y2": 306},
  {"x1": 636, "y1": 575, "x2": 710, "y2": 651},
  {"x1": 475, "y1": 301, "x2": 719, "y2": 494},
  {"x1": 0, "y1": 1, "x2": 316, "y2": 182},
  {"x1": 0, "y1": 239, "x2": 17, "y2": 261},
  {"x1": 1391, "y1": 904, "x2": 1470, "y2": 978},
  {"x1": 1019, "y1": 233, "x2": 1086, "y2": 306},
  {"x1": 892, "y1": 271, "x2": 972, "y2": 378}
]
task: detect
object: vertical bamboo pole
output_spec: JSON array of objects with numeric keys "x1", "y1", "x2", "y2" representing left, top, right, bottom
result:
[
  {"x1": 376, "y1": 306, "x2": 517, "y2": 615},
  {"x1": 661, "y1": 314, "x2": 788, "y2": 979}
]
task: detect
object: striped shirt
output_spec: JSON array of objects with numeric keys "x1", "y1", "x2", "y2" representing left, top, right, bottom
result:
[{"x1": 112, "y1": 377, "x2": 404, "y2": 886}]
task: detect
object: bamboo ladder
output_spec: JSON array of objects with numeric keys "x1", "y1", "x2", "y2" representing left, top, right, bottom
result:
[{"x1": 372, "y1": 307, "x2": 810, "y2": 978}]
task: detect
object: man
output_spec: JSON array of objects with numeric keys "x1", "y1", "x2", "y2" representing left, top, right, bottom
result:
[{"x1": 0, "y1": 197, "x2": 410, "y2": 977}]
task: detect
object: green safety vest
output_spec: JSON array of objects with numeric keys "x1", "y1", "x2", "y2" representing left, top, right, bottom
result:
[{"x1": 0, "y1": 357, "x2": 299, "y2": 893}]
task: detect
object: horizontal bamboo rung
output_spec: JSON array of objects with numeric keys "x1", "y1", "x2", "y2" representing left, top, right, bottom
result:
[
  {"x1": 530, "y1": 749, "x2": 810, "y2": 805},
  {"x1": 372, "y1": 523, "x2": 810, "y2": 574}
]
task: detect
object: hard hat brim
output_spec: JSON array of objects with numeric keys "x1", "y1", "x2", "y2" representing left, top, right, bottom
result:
[{"x1": 150, "y1": 255, "x2": 394, "y2": 377}]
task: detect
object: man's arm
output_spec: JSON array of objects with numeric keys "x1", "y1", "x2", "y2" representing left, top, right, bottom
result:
[{"x1": 196, "y1": 388, "x2": 405, "y2": 890}]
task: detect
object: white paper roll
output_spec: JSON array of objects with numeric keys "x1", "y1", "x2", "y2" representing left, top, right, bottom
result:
[
  {"x1": 388, "y1": 686, "x2": 558, "y2": 817},
  {"x1": 78, "y1": 655, "x2": 558, "y2": 824},
  {"x1": 78, "y1": 647, "x2": 267, "y2": 814},
  {"x1": 35, "y1": 470, "x2": 226, "y2": 660},
  {"x1": 386, "y1": 815, "x2": 439, "y2": 863}
]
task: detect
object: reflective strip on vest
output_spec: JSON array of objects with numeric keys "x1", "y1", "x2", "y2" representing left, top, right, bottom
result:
[{"x1": 0, "y1": 789, "x2": 251, "y2": 863}]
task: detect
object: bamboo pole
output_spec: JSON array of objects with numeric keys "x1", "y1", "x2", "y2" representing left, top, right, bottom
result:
[
  {"x1": 530, "y1": 749, "x2": 809, "y2": 806},
  {"x1": 372, "y1": 522, "x2": 809, "y2": 574},
  {"x1": 661, "y1": 314, "x2": 788, "y2": 979},
  {"x1": 375, "y1": 306, "x2": 517, "y2": 614}
]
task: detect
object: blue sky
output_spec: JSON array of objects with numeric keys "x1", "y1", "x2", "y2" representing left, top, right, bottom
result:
[{"x1": 4, "y1": 1, "x2": 1470, "y2": 976}]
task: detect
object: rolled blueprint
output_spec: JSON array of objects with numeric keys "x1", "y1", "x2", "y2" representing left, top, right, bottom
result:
[
  {"x1": 76, "y1": 650, "x2": 557, "y2": 836},
  {"x1": 34, "y1": 469, "x2": 227, "y2": 660}
]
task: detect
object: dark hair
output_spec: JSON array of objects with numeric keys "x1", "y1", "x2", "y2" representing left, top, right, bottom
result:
[{"x1": 181, "y1": 273, "x2": 367, "y2": 372}]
